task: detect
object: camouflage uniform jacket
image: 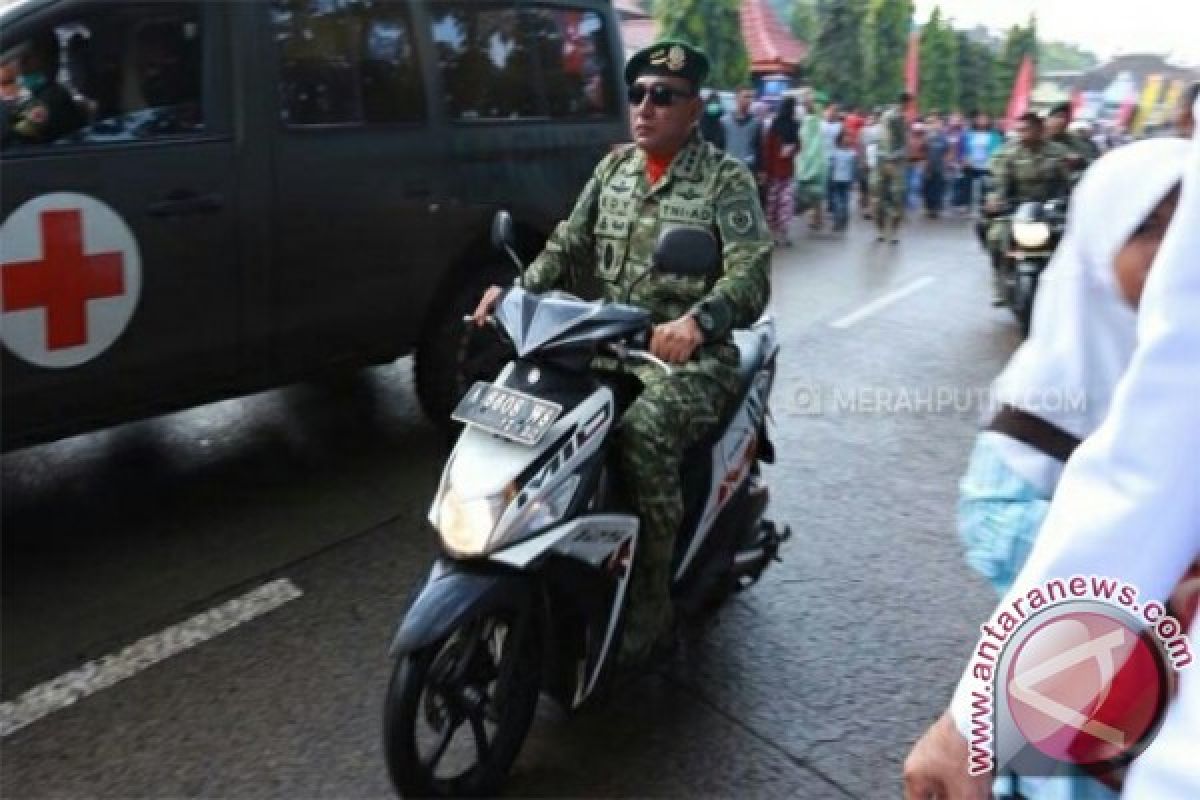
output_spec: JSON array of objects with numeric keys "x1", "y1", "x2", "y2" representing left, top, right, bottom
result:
[
  {"x1": 878, "y1": 106, "x2": 908, "y2": 163},
  {"x1": 523, "y1": 130, "x2": 771, "y2": 392},
  {"x1": 1051, "y1": 131, "x2": 1099, "y2": 182},
  {"x1": 987, "y1": 140, "x2": 1071, "y2": 207}
]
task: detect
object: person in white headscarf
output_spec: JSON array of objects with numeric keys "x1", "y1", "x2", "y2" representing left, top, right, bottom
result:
[
  {"x1": 958, "y1": 136, "x2": 1189, "y2": 594},
  {"x1": 904, "y1": 99, "x2": 1200, "y2": 799},
  {"x1": 952, "y1": 136, "x2": 1187, "y2": 800}
]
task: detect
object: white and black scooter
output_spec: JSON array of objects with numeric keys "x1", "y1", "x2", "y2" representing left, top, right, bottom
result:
[{"x1": 382, "y1": 213, "x2": 790, "y2": 797}]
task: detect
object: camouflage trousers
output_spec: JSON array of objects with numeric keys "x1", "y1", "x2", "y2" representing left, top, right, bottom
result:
[
  {"x1": 616, "y1": 363, "x2": 737, "y2": 660},
  {"x1": 871, "y1": 161, "x2": 906, "y2": 234}
]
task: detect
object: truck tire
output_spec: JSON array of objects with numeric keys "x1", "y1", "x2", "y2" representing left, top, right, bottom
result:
[{"x1": 415, "y1": 271, "x2": 511, "y2": 431}]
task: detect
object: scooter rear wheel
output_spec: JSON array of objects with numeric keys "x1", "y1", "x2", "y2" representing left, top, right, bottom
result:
[{"x1": 383, "y1": 599, "x2": 540, "y2": 797}]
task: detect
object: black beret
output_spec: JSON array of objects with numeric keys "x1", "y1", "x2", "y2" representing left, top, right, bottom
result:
[{"x1": 624, "y1": 39, "x2": 709, "y2": 90}]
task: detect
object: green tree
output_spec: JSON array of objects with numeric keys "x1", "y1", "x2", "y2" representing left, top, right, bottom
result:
[
  {"x1": 917, "y1": 7, "x2": 958, "y2": 114},
  {"x1": 654, "y1": 0, "x2": 751, "y2": 89},
  {"x1": 955, "y1": 32, "x2": 998, "y2": 117},
  {"x1": 789, "y1": 0, "x2": 818, "y2": 45},
  {"x1": 993, "y1": 17, "x2": 1038, "y2": 118},
  {"x1": 861, "y1": 0, "x2": 913, "y2": 108},
  {"x1": 808, "y1": 0, "x2": 868, "y2": 105},
  {"x1": 1038, "y1": 40, "x2": 1096, "y2": 73}
]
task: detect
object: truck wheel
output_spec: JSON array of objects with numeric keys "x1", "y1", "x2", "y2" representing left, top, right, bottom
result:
[{"x1": 415, "y1": 272, "x2": 511, "y2": 431}]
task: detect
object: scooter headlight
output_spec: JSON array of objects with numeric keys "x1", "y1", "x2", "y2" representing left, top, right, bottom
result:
[
  {"x1": 434, "y1": 484, "x2": 516, "y2": 557},
  {"x1": 1011, "y1": 221, "x2": 1051, "y2": 249}
]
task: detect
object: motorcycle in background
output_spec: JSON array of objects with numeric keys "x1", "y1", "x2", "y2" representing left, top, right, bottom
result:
[{"x1": 1003, "y1": 197, "x2": 1069, "y2": 335}]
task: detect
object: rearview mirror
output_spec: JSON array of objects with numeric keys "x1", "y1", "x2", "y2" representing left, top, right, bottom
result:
[
  {"x1": 491, "y1": 211, "x2": 516, "y2": 252},
  {"x1": 652, "y1": 227, "x2": 720, "y2": 279}
]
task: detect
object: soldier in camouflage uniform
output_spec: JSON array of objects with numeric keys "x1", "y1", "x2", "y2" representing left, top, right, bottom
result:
[
  {"x1": 871, "y1": 91, "x2": 911, "y2": 243},
  {"x1": 1046, "y1": 102, "x2": 1099, "y2": 185},
  {"x1": 473, "y1": 40, "x2": 771, "y2": 664},
  {"x1": 984, "y1": 111, "x2": 1071, "y2": 304}
]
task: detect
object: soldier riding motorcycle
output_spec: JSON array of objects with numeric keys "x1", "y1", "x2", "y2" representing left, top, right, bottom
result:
[
  {"x1": 381, "y1": 215, "x2": 790, "y2": 797},
  {"x1": 980, "y1": 112, "x2": 1070, "y2": 331},
  {"x1": 995, "y1": 196, "x2": 1069, "y2": 334}
]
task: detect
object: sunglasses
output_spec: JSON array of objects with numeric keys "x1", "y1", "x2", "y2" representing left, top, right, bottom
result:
[{"x1": 627, "y1": 83, "x2": 694, "y2": 107}]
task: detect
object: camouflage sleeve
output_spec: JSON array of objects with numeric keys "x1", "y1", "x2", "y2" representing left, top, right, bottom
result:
[
  {"x1": 694, "y1": 161, "x2": 771, "y2": 339},
  {"x1": 523, "y1": 151, "x2": 617, "y2": 294},
  {"x1": 987, "y1": 147, "x2": 1011, "y2": 205}
]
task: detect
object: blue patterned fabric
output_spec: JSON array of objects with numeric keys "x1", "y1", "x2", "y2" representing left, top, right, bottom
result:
[
  {"x1": 957, "y1": 436, "x2": 1052, "y2": 594},
  {"x1": 957, "y1": 435, "x2": 1119, "y2": 800}
]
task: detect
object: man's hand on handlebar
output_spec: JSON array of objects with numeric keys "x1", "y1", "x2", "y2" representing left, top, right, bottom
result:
[
  {"x1": 651, "y1": 314, "x2": 704, "y2": 365},
  {"x1": 471, "y1": 286, "x2": 505, "y2": 327}
]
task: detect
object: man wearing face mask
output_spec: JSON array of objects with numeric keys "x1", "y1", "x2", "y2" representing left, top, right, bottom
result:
[
  {"x1": 5, "y1": 31, "x2": 84, "y2": 146},
  {"x1": 471, "y1": 40, "x2": 771, "y2": 665}
]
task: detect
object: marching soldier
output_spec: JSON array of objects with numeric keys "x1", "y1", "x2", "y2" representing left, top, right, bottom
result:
[{"x1": 872, "y1": 91, "x2": 911, "y2": 243}]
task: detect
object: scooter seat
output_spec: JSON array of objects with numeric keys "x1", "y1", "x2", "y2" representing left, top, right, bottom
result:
[{"x1": 682, "y1": 320, "x2": 772, "y2": 462}]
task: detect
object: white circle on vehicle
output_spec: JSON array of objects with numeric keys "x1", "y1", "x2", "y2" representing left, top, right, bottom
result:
[{"x1": 1, "y1": 192, "x2": 142, "y2": 368}]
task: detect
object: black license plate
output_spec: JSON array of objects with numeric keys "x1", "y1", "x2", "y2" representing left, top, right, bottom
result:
[{"x1": 452, "y1": 382, "x2": 563, "y2": 446}]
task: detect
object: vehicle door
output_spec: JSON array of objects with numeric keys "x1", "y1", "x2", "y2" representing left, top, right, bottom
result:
[
  {"x1": 0, "y1": 1, "x2": 238, "y2": 447},
  {"x1": 265, "y1": 0, "x2": 442, "y2": 373}
]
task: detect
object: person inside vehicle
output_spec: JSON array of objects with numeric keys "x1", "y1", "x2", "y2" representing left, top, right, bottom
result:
[
  {"x1": 1, "y1": 46, "x2": 30, "y2": 145},
  {"x1": 471, "y1": 40, "x2": 771, "y2": 666},
  {"x1": 5, "y1": 30, "x2": 86, "y2": 145},
  {"x1": 983, "y1": 111, "x2": 1071, "y2": 305}
]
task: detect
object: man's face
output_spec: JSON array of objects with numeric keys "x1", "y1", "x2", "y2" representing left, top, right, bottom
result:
[
  {"x1": 630, "y1": 75, "x2": 700, "y2": 156},
  {"x1": 1016, "y1": 120, "x2": 1042, "y2": 147},
  {"x1": 1046, "y1": 112, "x2": 1068, "y2": 136},
  {"x1": 975, "y1": 113, "x2": 989, "y2": 129},
  {"x1": 736, "y1": 89, "x2": 754, "y2": 114},
  {"x1": 824, "y1": 106, "x2": 836, "y2": 121}
]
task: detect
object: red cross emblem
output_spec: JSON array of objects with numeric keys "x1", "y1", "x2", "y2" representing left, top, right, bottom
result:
[
  {"x1": 1, "y1": 193, "x2": 141, "y2": 368},
  {"x1": 2, "y1": 209, "x2": 126, "y2": 350}
]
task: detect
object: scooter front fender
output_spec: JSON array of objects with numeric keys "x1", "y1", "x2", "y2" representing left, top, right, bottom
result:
[{"x1": 388, "y1": 559, "x2": 531, "y2": 656}]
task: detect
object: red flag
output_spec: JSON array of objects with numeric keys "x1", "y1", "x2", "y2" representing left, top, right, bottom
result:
[
  {"x1": 904, "y1": 28, "x2": 919, "y2": 121},
  {"x1": 1004, "y1": 55, "x2": 1035, "y2": 130}
]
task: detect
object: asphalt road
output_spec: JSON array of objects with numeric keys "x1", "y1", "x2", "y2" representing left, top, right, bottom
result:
[{"x1": 2, "y1": 210, "x2": 1025, "y2": 799}]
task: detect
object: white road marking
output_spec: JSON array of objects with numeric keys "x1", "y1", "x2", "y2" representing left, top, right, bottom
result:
[
  {"x1": 0, "y1": 578, "x2": 303, "y2": 737},
  {"x1": 829, "y1": 275, "x2": 936, "y2": 329}
]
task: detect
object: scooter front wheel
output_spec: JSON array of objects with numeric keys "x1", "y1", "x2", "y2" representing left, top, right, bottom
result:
[{"x1": 383, "y1": 598, "x2": 540, "y2": 797}]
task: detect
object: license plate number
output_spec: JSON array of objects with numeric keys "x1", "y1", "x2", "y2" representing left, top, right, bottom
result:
[{"x1": 452, "y1": 382, "x2": 562, "y2": 446}]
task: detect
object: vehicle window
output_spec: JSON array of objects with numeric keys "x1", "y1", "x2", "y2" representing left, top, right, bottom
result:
[
  {"x1": 1, "y1": 3, "x2": 205, "y2": 150},
  {"x1": 429, "y1": 3, "x2": 616, "y2": 123},
  {"x1": 523, "y1": 7, "x2": 615, "y2": 120},
  {"x1": 429, "y1": 4, "x2": 542, "y2": 121},
  {"x1": 273, "y1": 0, "x2": 426, "y2": 127}
]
